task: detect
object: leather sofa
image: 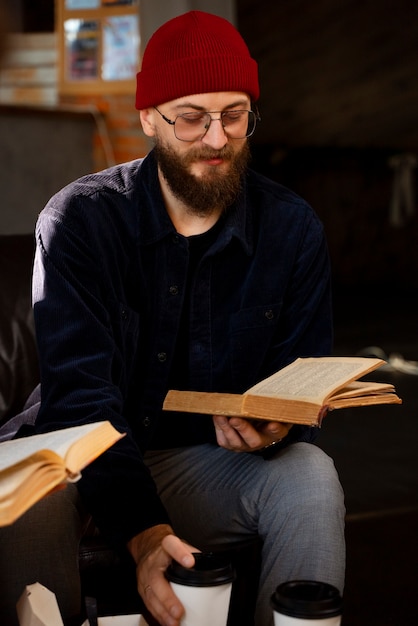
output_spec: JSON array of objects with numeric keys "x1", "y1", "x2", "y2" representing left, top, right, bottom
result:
[
  {"x1": 0, "y1": 233, "x2": 260, "y2": 625},
  {"x1": 0, "y1": 234, "x2": 39, "y2": 427}
]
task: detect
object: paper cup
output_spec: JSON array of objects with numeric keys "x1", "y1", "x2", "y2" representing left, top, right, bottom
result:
[
  {"x1": 166, "y1": 553, "x2": 235, "y2": 626},
  {"x1": 271, "y1": 580, "x2": 342, "y2": 625}
]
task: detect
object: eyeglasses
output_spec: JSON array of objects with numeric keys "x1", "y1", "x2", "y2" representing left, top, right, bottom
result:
[{"x1": 153, "y1": 107, "x2": 261, "y2": 142}]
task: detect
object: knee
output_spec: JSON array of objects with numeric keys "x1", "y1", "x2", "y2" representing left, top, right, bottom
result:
[
  {"x1": 266, "y1": 443, "x2": 345, "y2": 517},
  {"x1": 293, "y1": 443, "x2": 345, "y2": 518}
]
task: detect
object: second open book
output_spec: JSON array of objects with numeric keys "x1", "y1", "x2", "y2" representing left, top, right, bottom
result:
[
  {"x1": 0, "y1": 421, "x2": 124, "y2": 527},
  {"x1": 163, "y1": 356, "x2": 402, "y2": 427}
]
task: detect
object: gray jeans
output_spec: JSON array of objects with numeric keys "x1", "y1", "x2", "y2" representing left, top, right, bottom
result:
[
  {"x1": 0, "y1": 442, "x2": 345, "y2": 626},
  {"x1": 146, "y1": 442, "x2": 345, "y2": 625}
]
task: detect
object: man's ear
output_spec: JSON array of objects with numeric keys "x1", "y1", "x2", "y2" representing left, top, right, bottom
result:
[{"x1": 139, "y1": 108, "x2": 156, "y2": 137}]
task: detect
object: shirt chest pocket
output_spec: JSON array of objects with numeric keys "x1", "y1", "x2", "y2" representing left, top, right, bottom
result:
[{"x1": 229, "y1": 303, "x2": 282, "y2": 389}]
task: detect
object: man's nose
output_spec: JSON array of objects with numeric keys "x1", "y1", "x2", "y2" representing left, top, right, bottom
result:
[{"x1": 201, "y1": 118, "x2": 228, "y2": 150}]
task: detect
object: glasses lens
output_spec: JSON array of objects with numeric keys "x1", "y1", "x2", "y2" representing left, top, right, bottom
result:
[
  {"x1": 174, "y1": 112, "x2": 210, "y2": 141},
  {"x1": 222, "y1": 110, "x2": 255, "y2": 138},
  {"x1": 174, "y1": 110, "x2": 258, "y2": 141}
]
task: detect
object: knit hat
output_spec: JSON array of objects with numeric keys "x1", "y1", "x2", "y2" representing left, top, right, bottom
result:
[{"x1": 135, "y1": 11, "x2": 259, "y2": 109}]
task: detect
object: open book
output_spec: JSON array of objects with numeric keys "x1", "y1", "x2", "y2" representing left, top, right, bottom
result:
[
  {"x1": 0, "y1": 421, "x2": 124, "y2": 527},
  {"x1": 163, "y1": 356, "x2": 402, "y2": 427}
]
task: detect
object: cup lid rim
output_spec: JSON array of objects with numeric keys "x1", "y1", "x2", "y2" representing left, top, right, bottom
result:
[
  {"x1": 270, "y1": 580, "x2": 343, "y2": 618},
  {"x1": 165, "y1": 552, "x2": 235, "y2": 587}
]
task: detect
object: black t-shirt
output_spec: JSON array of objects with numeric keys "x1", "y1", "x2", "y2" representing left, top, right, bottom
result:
[{"x1": 148, "y1": 220, "x2": 223, "y2": 449}]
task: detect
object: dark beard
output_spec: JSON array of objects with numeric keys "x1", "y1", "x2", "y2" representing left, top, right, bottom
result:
[{"x1": 154, "y1": 139, "x2": 251, "y2": 216}]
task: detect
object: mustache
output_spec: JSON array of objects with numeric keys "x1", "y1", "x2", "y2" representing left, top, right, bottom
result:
[{"x1": 183, "y1": 145, "x2": 235, "y2": 164}]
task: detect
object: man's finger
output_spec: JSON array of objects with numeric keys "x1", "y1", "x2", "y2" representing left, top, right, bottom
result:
[{"x1": 162, "y1": 534, "x2": 196, "y2": 568}]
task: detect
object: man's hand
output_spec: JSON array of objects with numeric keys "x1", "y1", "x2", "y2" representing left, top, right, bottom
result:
[
  {"x1": 127, "y1": 524, "x2": 197, "y2": 626},
  {"x1": 213, "y1": 415, "x2": 292, "y2": 451}
]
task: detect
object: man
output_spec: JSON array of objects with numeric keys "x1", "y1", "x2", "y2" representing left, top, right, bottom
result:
[{"x1": 0, "y1": 11, "x2": 345, "y2": 626}]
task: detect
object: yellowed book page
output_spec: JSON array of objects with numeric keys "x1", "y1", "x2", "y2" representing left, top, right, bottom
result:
[
  {"x1": 0, "y1": 456, "x2": 68, "y2": 526},
  {"x1": 246, "y1": 357, "x2": 385, "y2": 404},
  {"x1": 0, "y1": 423, "x2": 124, "y2": 527},
  {"x1": 328, "y1": 393, "x2": 402, "y2": 410},
  {"x1": 331, "y1": 380, "x2": 396, "y2": 400},
  {"x1": 0, "y1": 422, "x2": 123, "y2": 477},
  {"x1": 0, "y1": 452, "x2": 64, "y2": 502},
  {"x1": 64, "y1": 422, "x2": 124, "y2": 475}
]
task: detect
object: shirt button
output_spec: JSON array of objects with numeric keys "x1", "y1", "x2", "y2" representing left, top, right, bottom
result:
[
  {"x1": 265, "y1": 309, "x2": 274, "y2": 320},
  {"x1": 172, "y1": 235, "x2": 179, "y2": 244},
  {"x1": 121, "y1": 308, "x2": 128, "y2": 320},
  {"x1": 157, "y1": 352, "x2": 167, "y2": 362},
  {"x1": 143, "y1": 416, "x2": 151, "y2": 427},
  {"x1": 169, "y1": 285, "x2": 179, "y2": 295}
]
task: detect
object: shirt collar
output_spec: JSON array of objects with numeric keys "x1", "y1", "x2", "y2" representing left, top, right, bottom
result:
[{"x1": 135, "y1": 149, "x2": 253, "y2": 255}]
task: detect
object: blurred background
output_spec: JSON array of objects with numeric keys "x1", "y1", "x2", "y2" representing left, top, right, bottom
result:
[{"x1": 0, "y1": 1, "x2": 417, "y2": 624}]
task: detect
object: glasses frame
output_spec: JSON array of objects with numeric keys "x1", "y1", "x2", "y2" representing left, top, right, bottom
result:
[{"x1": 153, "y1": 106, "x2": 261, "y2": 142}]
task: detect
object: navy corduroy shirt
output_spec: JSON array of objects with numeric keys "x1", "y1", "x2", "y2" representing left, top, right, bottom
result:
[{"x1": 32, "y1": 150, "x2": 333, "y2": 547}]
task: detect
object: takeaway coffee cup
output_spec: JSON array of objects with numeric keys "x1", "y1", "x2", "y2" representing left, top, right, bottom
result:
[
  {"x1": 165, "y1": 552, "x2": 235, "y2": 626},
  {"x1": 271, "y1": 580, "x2": 343, "y2": 625}
]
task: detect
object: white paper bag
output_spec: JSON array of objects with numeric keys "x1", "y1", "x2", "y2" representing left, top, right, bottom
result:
[
  {"x1": 16, "y1": 583, "x2": 64, "y2": 626},
  {"x1": 16, "y1": 581, "x2": 148, "y2": 626}
]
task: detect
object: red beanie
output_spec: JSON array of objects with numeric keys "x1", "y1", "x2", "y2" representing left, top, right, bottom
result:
[{"x1": 135, "y1": 11, "x2": 259, "y2": 109}]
